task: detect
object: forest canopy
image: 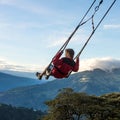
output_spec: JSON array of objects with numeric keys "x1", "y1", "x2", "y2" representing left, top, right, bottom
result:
[{"x1": 43, "y1": 88, "x2": 120, "y2": 120}]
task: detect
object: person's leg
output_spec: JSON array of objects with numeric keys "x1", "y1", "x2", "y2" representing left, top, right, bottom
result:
[
  {"x1": 36, "y1": 71, "x2": 46, "y2": 80},
  {"x1": 36, "y1": 64, "x2": 53, "y2": 80},
  {"x1": 46, "y1": 64, "x2": 53, "y2": 75},
  {"x1": 45, "y1": 64, "x2": 54, "y2": 79}
]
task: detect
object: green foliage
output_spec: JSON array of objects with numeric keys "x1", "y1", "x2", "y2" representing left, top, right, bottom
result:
[
  {"x1": 43, "y1": 88, "x2": 120, "y2": 120},
  {"x1": 0, "y1": 104, "x2": 44, "y2": 120}
]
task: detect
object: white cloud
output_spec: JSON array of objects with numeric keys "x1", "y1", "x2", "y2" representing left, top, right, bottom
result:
[
  {"x1": 47, "y1": 30, "x2": 87, "y2": 48},
  {"x1": 80, "y1": 57, "x2": 120, "y2": 72},
  {"x1": 47, "y1": 38, "x2": 66, "y2": 48},
  {"x1": 0, "y1": 21, "x2": 43, "y2": 30},
  {"x1": 103, "y1": 24, "x2": 120, "y2": 29},
  {"x1": 1, "y1": 57, "x2": 120, "y2": 73},
  {"x1": 0, "y1": 59, "x2": 42, "y2": 72}
]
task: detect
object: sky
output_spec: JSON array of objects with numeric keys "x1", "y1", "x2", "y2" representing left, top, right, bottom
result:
[{"x1": 0, "y1": 0, "x2": 120, "y2": 72}]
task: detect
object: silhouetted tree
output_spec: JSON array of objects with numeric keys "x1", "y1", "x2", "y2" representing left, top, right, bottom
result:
[{"x1": 0, "y1": 104, "x2": 44, "y2": 120}]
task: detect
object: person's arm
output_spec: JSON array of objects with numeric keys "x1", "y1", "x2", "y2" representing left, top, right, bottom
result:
[
  {"x1": 73, "y1": 57, "x2": 79, "y2": 72},
  {"x1": 52, "y1": 51, "x2": 63, "y2": 64}
]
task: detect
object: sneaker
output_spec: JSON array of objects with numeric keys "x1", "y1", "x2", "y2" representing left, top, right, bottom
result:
[
  {"x1": 45, "y1": 75, "x2": 50, "y2": 80},
  {"x1": 36, "y1": 72, "x2": 42, "y2": 80}
]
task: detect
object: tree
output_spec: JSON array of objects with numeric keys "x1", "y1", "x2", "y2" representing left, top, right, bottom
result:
[
  {"x1": 0, "y1": 104, "x2": 44, "y2": 120},
  {"x1": 43, "y1": 88, "x2": 120, "y2": 120}
]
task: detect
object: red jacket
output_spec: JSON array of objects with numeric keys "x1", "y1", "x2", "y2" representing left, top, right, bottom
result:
[{"x1": 51, "y1": 52, "x2": 79, "y2": 78}]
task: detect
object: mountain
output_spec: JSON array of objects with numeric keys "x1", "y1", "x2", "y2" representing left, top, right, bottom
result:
[
  {"x1": 0, "y1": 68, "x2": 120, "y2": 111},
  {"x1": 0, "y1": 70, "x2": 36, "y2": 79},
  {"x1": 0, "y1": 70, "x2": 54, "y2": 81},
  {"x1": 0, "y1": 72, "x2": 45, "y2": 92}
]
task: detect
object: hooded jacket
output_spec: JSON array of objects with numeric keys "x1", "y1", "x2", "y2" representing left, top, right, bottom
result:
[{"x1": 51, "y1": 51, "x2": 79, "y2": 78}]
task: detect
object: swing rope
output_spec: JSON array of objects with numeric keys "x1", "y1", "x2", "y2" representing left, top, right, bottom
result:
[
  {"x1": 55, "y1": 0, "x2": 98, "y2": 55},
  {"x1": 57, "y1": 0, "x2": 104, "y2": 57},
  {"x1": 75, "y1": 0, "x2": 116, "y2": 60},
  {"x1": 39, "y1": 0, "x2": 97, "y2": 77},
  {"x1": 66, "y1": 0, "x2": 116, "y2": 78},
  {"x1": 39, "y1": 0, "x2": 116, "y2": 79}
]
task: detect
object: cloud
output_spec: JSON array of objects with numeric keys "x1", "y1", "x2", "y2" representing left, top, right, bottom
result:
[
  {"x1": 103, "y1": 24, "x2": 120, "y2": 29},
  {"x1": 0, "y1": 59, "x2": 42, "y2": 72},
  {"x1": 80, "y1": 57, "x2": 120, "y2": 72},
  {"x1": 47, "y1": 38, "x2": 66, "y2": 48},
  {"x1": 0, "y1": 21, "x2": 44, "y2": 30},
  {"x1": 1, "y1": 57, "x2": 120, "y2": 73},
  {"x1": 47, "y1": 30, "x2": 87, "y2": 48}
]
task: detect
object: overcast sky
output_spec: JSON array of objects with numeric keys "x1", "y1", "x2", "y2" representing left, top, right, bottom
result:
[{"x1": 0, "y1": 0, "x2": 120, "y2": 72}]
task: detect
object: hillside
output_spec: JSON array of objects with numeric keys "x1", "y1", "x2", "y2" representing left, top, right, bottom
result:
[
  {"x1": 0, "y1": 72, "x2": 44, "y2": 92},
  {"x1": 0, "y1": 70, "x2": 36, "y2": 79},
  {"x1": 0, "y1": 103, "x2": 43, "y2": 120},
  {"x1": 0, "y1": 68, "x2": 120, "y2": 111}
]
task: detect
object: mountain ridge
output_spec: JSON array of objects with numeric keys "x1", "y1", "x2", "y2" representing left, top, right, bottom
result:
[
  {"x1": 0, "y1": 72, "x2": 45, "y2": 92},
  {"x1": 0, "y1": 68, "x2": 120, "y2": 111}
]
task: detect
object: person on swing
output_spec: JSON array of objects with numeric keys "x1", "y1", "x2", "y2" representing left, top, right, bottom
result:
[{"x1": 36, "y1": 48, "x2": 79, "y2": 79}]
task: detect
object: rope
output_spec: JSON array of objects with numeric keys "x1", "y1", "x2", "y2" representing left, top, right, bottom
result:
[
  {"x1": 39, "y1": 0, "x2": 97, "y2": 79},
  {"x1": 53, "y1": 0, "x2": 104, "y2": 61},
  {"x1": 40, "y1": 0, "x2": 116, "y2": 79},
  {"x1": 66, "y1": 0, "x2": 116, "y2": 77},
  {"x1": 80, "y1": 0, "x2": 103, "y2": 29},
  {"x1": 75, "y1": 0, "x2": 116, "y2": 59},
  {"x1": 92, "y1": 15, "x2": 95, "y2": 30},
  {"x1": 55, "y1": 0, "x2": 97, "y2": 54},
  {"x1": 53, "y1": 0, "x2": 103, "y2": 59}
]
